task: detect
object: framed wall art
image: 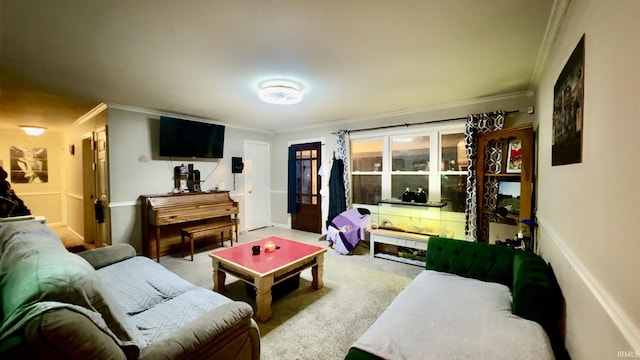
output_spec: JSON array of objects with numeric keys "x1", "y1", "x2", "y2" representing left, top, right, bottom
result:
[
  {"x1": 10, "y1": 146, "x2": 48, "y2": 183},
  {"x1": 552, "y1": 34, "x2": 585, "y2": 166},
  {"x1": 506, "y1": 139, "x2": 522, "y2": 173}
]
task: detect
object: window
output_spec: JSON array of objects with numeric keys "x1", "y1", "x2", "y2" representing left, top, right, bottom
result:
[
  {"x1": 350, "y1": 123, "x2": 467, "y2": 213},
  {"x1": 391, "y1": 135, "x2": 430, "y2": 201},
  {"x1": 351, "y1": 138, "x2": 383, "y2": 204},
  {"x1": 296, "y1": 149, "x2": 318, "y2": 204},
  {"x1": 439, "y1": 133, "x2": 467, "y2": 212}
]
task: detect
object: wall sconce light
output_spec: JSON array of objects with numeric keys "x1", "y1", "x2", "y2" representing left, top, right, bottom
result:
[{"x1": 19, "y1": 125, "x2": 47, "y2": 136}]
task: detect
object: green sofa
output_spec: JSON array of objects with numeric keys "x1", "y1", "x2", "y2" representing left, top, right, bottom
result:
[
  {"x1": 346, "y1": 237, "x2": 567, "y2": 360},
  {"x1": 0, "y1": 220, "x2": 260, "y2": 359}
]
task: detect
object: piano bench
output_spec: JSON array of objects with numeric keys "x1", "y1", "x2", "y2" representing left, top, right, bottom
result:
[{"x1": 180, "y1": 222, "x2": 234, "y2": 261}]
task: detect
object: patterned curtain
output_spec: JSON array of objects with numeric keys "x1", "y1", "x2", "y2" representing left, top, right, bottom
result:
[
  {"x1": 335, "y1": 130, "x2": 350, "y2": 208},
  {"x1": 464, "y1": 111, "x2": 505, "y2": 241}
]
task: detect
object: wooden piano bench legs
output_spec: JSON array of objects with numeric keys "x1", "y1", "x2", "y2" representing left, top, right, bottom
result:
[
  {"x1": 180, "y1": 223, "x2": 234, "y2": 261},
  {"x1": 232, "y1": 218, "x2": 239, "y2": 243}
]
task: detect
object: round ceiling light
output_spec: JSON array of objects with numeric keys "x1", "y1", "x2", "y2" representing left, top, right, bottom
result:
[
  {"x1": 19, "y1": 125, "x2": 47, "y2": 136},
  {"x1": 258, "y1": 80, "x2": 303, "y2": 105}
]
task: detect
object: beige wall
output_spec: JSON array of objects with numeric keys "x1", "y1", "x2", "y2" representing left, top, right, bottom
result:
[
  {"x1": 106, "y1": 106, "x2": 271, "y2": 251},
  {"x1": 0, "y1": 128, "x2": 65, "y2": 224},
  {"x1": 65, "y1": 106, "x2": 108, "y2": 241},
  {"x1": 535, "y1": 0, "x2": 640, "y2": 358}
]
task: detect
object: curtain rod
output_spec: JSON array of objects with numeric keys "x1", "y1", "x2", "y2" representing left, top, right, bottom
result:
[{"x1": 332, "y1": 110, "x2": 519, "y2": 135}]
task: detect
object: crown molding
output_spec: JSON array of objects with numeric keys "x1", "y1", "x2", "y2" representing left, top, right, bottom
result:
[
  {"x1": 71, "y1": 102, "x2": 107, "y2": 128},
  {"x1": 529, "y1": 0, "x2": 572, "y2": 92},
  {"x1": 105, "y1": 103, "x2": 272, "y2": 135},
  {"x1": 275, "y1": 90, "x2": 533, "y2": 134}
]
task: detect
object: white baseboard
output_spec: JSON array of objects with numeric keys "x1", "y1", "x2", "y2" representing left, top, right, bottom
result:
[{"x1": 537, "y1": 213, "x2": 640, "y2": 351}]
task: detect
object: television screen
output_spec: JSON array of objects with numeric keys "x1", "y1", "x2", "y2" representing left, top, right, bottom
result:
[{"x1": 159, "y1": 116, "x2": 225, "y2": 158}]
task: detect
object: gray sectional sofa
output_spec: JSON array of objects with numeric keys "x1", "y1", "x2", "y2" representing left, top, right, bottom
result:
[{"x1": 0, "y1": 220, "x2": 260, "y2": 359}]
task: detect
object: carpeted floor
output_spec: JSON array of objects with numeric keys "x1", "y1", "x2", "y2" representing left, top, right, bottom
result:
[{"x1": 161, "y1": 226, "x2": 423, "y2": 360}]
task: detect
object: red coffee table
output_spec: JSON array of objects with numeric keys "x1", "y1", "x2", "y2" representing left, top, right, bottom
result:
[{"x1": 208, "y1": 236, "x2": 326, "y2": 322}]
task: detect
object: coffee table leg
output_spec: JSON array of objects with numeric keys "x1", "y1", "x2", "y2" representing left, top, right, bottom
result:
[
  {"x1": 255, "y1": 275, "x2": 274, "y2": 322},
  {"x1": 212, "y1": 260, "x2": 227, "y2": 293},
  {"x1": 312, "y1": 253, "x2": 324, "y2": 290}
]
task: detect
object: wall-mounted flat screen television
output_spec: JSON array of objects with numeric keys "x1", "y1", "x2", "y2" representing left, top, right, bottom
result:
[{"x1": 159, "y1": 116, "x2": 225, "y2": 158}]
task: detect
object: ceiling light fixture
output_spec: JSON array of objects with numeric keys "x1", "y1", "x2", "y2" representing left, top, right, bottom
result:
[
  {"x1": 19, "y1": 125, "x2": 47, "y2": 136},
  {"x1": 258, "y1": 80, "x2": 303, "y2": 105}
]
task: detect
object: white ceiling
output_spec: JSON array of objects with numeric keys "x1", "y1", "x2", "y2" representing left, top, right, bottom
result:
[{"x1": 0, "y1": 0, "x2": 556, "y2": 133}]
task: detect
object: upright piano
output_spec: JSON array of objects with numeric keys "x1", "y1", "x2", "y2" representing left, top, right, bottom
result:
[{"x1": 141, "y1": 191, "x2": 239, "y2": 261}]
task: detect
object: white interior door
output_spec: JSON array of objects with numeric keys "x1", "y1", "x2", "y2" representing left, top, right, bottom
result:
[
  {"x1": 82, "y1": 136, "x2": 96, "y2": 244},
  {"x1": 244, "y1": 140, "x2": 270, "y2": 230},
  {"x1": 95, "y1": 126, "x2": 110, "y2": 247}
]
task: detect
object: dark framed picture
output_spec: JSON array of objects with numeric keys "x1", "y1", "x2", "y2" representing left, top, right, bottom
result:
[
  {"x1": 552, "y1": 34, "x2": 585, "y2": 166},
  {"x1": 506, "y1": 139, "x2": 522, "y2": 174},
  {"x1": 497, "y1": 180, "x2": 521, "y2": 216}
]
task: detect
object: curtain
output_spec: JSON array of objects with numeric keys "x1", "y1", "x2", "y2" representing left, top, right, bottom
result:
[
  {"x1": 327, "y1": 130, "x2": 349, "y2": 227},
  {"x1": 336, "y1": 130, "x2": 350, "y2": 208},
  {"x1": 464, "y1": 111, "x2": 505, "y2": 241},
  {"x1": 287, "y1": 146, "x2": 297, "y2": 214}
]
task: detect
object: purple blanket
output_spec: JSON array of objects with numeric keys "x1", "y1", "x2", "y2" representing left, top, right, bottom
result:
[{"x1": 327, "y1": 208, "x2": 370, "y2": 255}]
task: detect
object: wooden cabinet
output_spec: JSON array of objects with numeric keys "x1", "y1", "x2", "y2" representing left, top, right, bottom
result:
[{"x1": 476, "y1": 124, "x2": 534, "y2": 244}]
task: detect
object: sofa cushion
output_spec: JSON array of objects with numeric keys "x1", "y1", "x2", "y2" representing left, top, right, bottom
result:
[
  {"x1": 132, "y1": 287, "x2": 232, "y2": 344},
  {"x1": 96, "y1": 256, "x2": 203, "y2": 315},
  {"x1": 425, "y1": 237, "x2": 515, "y2": 287},
  {"x1": 96, "y1": 255, "x2": 232, "y2": 345}
]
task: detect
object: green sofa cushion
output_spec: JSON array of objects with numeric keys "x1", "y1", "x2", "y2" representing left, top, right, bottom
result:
[{"x1": 425, "y1": 237, "x2": 515, "y2": 287}]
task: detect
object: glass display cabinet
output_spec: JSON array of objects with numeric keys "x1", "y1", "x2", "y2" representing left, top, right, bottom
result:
[{"x1": 369, "y1": 199, "x2": 464, "y2": 266}]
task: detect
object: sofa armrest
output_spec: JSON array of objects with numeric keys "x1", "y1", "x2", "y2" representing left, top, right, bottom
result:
[
  {"x1": 4, "y1": 308, "x2": 133, "y2": 360},
  {"x1": 139, "y1": 301, "x2": 260, "y2": 360},
  {"x1": 512, "y1": 251, "x2": 567, "y2": 358},
  {"x1": 77, "y1": 244, "x2": 137, "y2": 270},
  {"x1": 512, "y1": 251, "x2": 562, "y2": 329}
]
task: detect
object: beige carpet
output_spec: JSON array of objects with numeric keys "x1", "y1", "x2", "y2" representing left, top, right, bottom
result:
[{"x1": 161, "y1": 227, "x2": 423, "y2": 360}]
